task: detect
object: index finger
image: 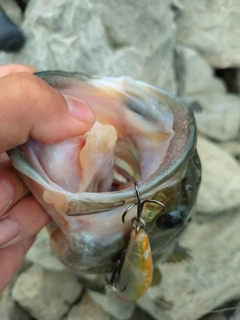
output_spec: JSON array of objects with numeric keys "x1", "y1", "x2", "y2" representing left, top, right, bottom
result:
[{"x1": 0, "y1": 71, "x2": 95, "y2": 153}]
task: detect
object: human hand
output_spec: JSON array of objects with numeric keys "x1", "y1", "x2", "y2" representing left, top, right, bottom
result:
[{"x1": 0, "y1": 64, "x2": 95, "y2": 292}]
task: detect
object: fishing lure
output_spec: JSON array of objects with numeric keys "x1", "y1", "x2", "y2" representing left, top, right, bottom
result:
[{"x1": 103, "y1": 182, "x2": 165, "y2": 301}]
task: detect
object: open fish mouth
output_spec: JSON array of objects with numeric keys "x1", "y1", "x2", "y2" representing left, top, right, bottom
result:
[
  {"x1": 8, "y1": 71, "x2": 201, "y2": 300},
  {"x1": 19, "y1": 74, "x2": 175, "y2": 196},
  {"x1": 9, "y1": 72, "x2": 197, "y2": 206}
]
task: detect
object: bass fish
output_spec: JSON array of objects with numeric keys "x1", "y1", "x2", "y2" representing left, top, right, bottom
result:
[{"x1": 8, "y1": 71, "x2": 201, "y2": 301}]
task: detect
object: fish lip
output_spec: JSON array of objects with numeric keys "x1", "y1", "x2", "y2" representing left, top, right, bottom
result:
[{"x1": 8, "y1": 71, "x2": 197, "y2": 205}]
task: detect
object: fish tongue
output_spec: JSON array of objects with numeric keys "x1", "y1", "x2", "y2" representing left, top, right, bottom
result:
[{"x1": 78, "y1": 124, "x2": 118, "y2": 192}]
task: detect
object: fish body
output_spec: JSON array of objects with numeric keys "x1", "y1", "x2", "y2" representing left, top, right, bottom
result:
[{"x1": 8, "y1": 71, "x2": 201, "y2": 297}]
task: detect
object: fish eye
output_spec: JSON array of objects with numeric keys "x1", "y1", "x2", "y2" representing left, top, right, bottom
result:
[{"x1": 156, "y1": 207, "x2": 184, "y2": 230}]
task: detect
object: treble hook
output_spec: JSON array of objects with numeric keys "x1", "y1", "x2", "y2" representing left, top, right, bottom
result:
[
  {"x1": 101, "y1": 254, "x2": 127, "y2": 293},
  {"x1": 122, "y1": 182, "x2": 166, "y2": 233},
  {"x1": 102, "y1": 183, "x2": 166, "y2": 294}
]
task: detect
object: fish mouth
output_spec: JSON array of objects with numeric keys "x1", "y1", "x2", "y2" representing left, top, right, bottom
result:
[
  {"x1": 6, "y1": 72, "x2": 201, "y2": 281},
  {"x1": 8, "y1": 72, "x2": 197, "y2": 207}
]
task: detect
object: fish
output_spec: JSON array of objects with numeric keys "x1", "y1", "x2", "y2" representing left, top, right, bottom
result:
[{"x1": 8, "y1": 71, "x2": 201, "y2": 300}]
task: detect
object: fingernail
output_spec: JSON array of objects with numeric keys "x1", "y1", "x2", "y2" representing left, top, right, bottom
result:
[
  {"x1": 0, "y1": 217, "x2": 19, "y2": 247},
  {"x1": 65, "y1": 95, "x2": 95, "y2": 123},
  {"x1": 0, "y1": 180, "x2": 14, "y2": 215}
]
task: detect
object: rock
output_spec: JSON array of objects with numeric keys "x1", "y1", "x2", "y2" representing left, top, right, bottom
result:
[
  {"x1": 196, "y1": 136, "x2": 240, "y2": 214},
  {"x1": 0, "y1": 0, "x2": 175, "y2": 92},
  {"x1": 230, "y1": 301, "x2": 240, "y2": 320},
  {"x1": 184, "y1": 93, "x2": 240, "y2": 142},
  {"x1": 175, "y1": 0, "x2": 240, "y2": 68},
  {"x1": 12, "y1": 265, "x2": 82, "y2": 320},
  {"x1": 175, "y1": 45, "x2": 225, "y2": 96},
  {"x1": 130, "y1": 307, "x2": 155, "y2": 320},
  {"x1": 18, "y1": 0, "x2": 30, "y2": 9},
  {"x1": 89, "y1": 290, "x2": 135, "y2": 320},
  {"x1": 171, "y1": 0, "x2": 183, "y2": 10},
  {"x1": 26, "y1": 227, "x2": 65, "y2": 271},
  {"x1": 67, "y1": 294, "x2": 151, "y2": 320},
  {"x1": 67, "y1": 291, "x2": 113, "y2": 320},
  {"x1": 214, "y1": 68, "x2": 239, "y2": 94},
  {"x1": 237, "y1": 69, "x2": 240, "y2": 93},
  {"x1": 218, "y1": 141, "x2": 240, "y2": 157},
  {"x1": 0, "y1": 285, "x2": 30, "y2": 320},
  {"x1": 198, "y1": 298, "x2": 240, "y2": 320},
  {"x1": 0, "y1": 0, "x2": 23, "y2": 26},
  {"x1": 200, "y1": 314, "x2": 227, "y2": 320},
  {"x1": 0, "y1": 286, "x2": 14, "y2": 319},
  {"x1": 137, "y1": 209, "x2": 240, "y2": 320}
]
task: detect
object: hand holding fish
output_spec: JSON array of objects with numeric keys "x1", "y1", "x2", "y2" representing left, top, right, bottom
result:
[
  {"x1": 1, "y1": 69, "x2": 201, "y2": 302},
  {"x1": 0, "y1": 64, "x2": 95, "y2": 292}
]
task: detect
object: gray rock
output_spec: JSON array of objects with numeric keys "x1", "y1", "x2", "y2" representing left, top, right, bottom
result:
[
  {"x1": 175, "y1": 45, "x2": 225, "y2": 96},
  {"x1": 175, "y1": 0, "x2": 240, "y2": 68},
  {"x1": 218, "y1": 141, "x2": 240, "y2": 157},
  {"x1": 0, "y1": 285, "x2": 30, "y2": 320},
  {"x1": 26, "y1": 227, "x2": 65, "y2": 271},
  {"x1": 171, "y1": 0, "x2": 183, "y2": 10},
  {"x1": 184, "y1": 93, "x2": 240, "y2": 142},
  {"x1": 198, "y1": 299, "x2": 240, "y2": 320},
  {"x1": 196, "y1": 136, "x2": 240, "y2": 214},
  {"x1": 130, "y1": 307, "x2": 155, "y2": 320},
  {"x1": 12, "y1": 265, "x2": 82, "y2": 320},
  {"x1": 0, "y1": 286, "x2": 14, "y2": 320},
  {"x1": 137, "y1": 210, "x2": 240, "y2": 320},
  {"x1": 237, "y1": 70, "x2": 240, "y2": 93},
  {"x1": 200, "y1": 314, "x2": 227, "y2": 320},
  {"x1": 89, "y1": 290, "x2": 135, "y2": 320},
  {"x1": 0, "y1": 0, "x2": 175, "y2": 92},
  {"x1": 67, "y1": 291, "x2": 113, "y2": 320},
  {"x1": 230, "y1": 301, "x2": 240, "y2": 320},
  {"x1": 0, "y1": 0, "x2": 23, "y2": 26}
]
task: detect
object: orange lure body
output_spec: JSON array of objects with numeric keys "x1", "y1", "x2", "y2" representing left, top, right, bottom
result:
[{"x1": 116, "y1": 229, "x2": 153, "y2": 301}]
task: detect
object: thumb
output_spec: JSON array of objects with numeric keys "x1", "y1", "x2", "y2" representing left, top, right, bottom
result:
[{"x1": 0, "y1": 72, "x2": 95, "y2": 153}]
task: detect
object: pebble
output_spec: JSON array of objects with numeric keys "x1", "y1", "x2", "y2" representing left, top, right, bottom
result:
[
  {"x1": 196, "y1": 136, "x2": 240, "y2": 214},
  {"x1": 12, "y1": 265, "x2": 82, "y2": 320},
  {"x1": 0, "y1": 0, "x2": 176, "y2": 92},
  {"x1": 218, "y1": 141, "x2": 240, "y2": 157},
  {"x1": 175, "y1": 45, "x2": 225, "y2": 96},
  {"x1": 176, "y1": 0, "x2": 240, "y2": 67},
  {"x1": 200, "y1": 314, "x2": 227, "y2": 320},
  {"x1": 67, "y1": 291, "x2": 113, "y2": 320},
  {"x1": 89, "y1": 290, "x2": 136, "y2": 320},
  {"x1": 26, "y1": 227, "x2": 65, "y2": 271},
  {"x1": 184, "y1": 94, "x2": 240, "y2": 142},
  {"x1": 0, "y1": 285, "x2": 30, "y2": 320},
  {"x1": 0, "y1": 0, "x2": 23, "y2": 26}
]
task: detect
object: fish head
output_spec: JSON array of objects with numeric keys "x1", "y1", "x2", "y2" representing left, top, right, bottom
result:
[{"x1": 8, "y1": 71, "x2": 201, "y2": 273}]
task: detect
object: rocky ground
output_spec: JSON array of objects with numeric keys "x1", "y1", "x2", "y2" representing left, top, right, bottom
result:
[{"x1": 1, "y1": 0, "x2": 240, "y2": 319}]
